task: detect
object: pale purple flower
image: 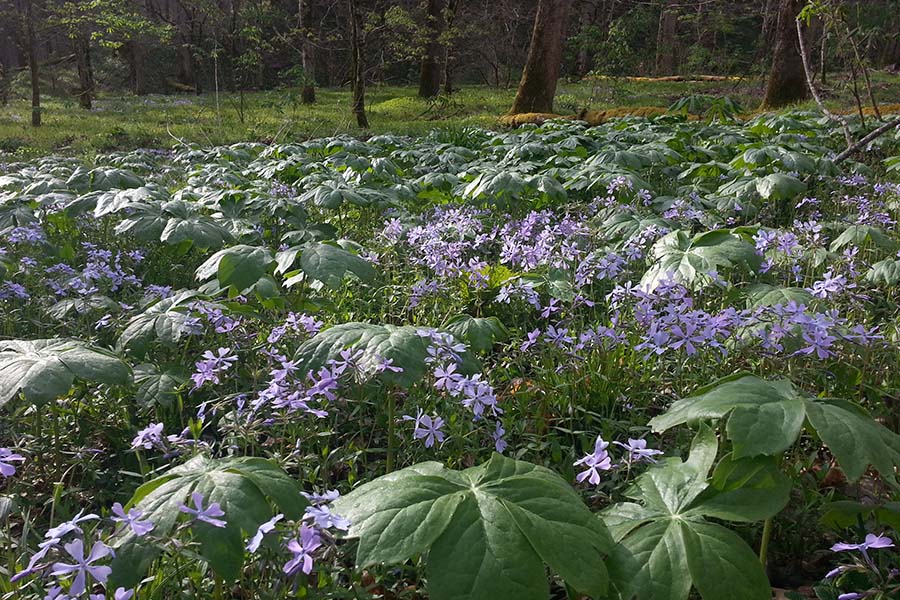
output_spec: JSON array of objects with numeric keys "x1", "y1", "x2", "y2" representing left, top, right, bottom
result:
[
  {"x1": 403, "y1": 408, "x2": 446, "y2": 448},
  {"x1": 0, "y1": 447, "x2": 25, "y2": 477},
  {"x1": 179, "y1": 492, "x2": 227, "y2": 528},
  {"x1": 574, "y1": 436, "x2": 614, "y2": 485},
  {"x1": 131, "y1": 423, "x2": 164, "y2": 450},
  {"x1": 303, "y1": 505, "x2": 350, "y2": 531},
  {"x1": 110, "y1": 503, "x2": 154, "y2": 536},
  {"x1": 45, "y1": 510, "x2": 100, "y2": 540},
  {"x1": 831, "y1": 533, "x2": 894, "y2": 553},
  {"x1": 246, "y1": 514, "x2": 283, "y2": 552},
  {"x1": 283, "y1": 526, "x2": 322, "y2": 576},
  {"x1": 50, "y1": 539, "x2": 113, "y2": 597},
  {"x1": 492, "y1": 421, "x2": 507, "y2": 454},
  {"x1": 614, "y1": 438, "x2": 663, "y2": 463}
]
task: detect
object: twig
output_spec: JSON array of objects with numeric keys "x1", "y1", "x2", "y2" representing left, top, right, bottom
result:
[
  {"x1": 833, "y1": 115, "x2": 900, "y2": 165},
  {"x1": 796, "y1": 18, "x2": 853, "y2": 148}
]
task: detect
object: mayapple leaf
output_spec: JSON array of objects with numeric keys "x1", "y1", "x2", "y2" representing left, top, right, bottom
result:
[
  {"x1": 650, "y1": 374, "x2": 900, "y2": 481},
  {"x1": 603, "y1": 428, "x2": 776, "y2": 600},
  {"x1": 195, "y1": 244, "x2": 275, "y2": 293},
  {"x1": 333, "y1": 453, "x2": 613, "y2": 600},
  {"x1": 641, "y1": 229, "x2": 760, "y2": 291},
  {"x1": 0, "y1": 338, "x2": 130, "y2": 409},
  {"x1": 444, "y1": 314, "x2": 509, "y2": 353},
  {"x1": 298, "y1": 242, "x2": 377, "y2": 290},
  {"x1": 293, "y1": 322, "x2": 479, "y2": 388},
  {"x1": 109, "y1": 456, "x2": 305, "y2": 587}
]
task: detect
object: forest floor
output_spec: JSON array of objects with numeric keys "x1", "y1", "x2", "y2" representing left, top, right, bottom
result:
[{"x1": 1, "y1": 72, "x2": 898, "y2": 157}]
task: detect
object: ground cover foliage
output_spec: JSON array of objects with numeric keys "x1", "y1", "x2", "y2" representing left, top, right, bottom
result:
[{"x1": 1, "y1": 110, "x2": 900, "y2": 599}]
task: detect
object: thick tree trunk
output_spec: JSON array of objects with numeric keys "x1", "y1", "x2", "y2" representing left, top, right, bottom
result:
[
  {"x1": 655, "y1": 5, "x2": 678, "y2": 76},
  {"x1": 418, "y1": 0, "x2": 446, "y2": 98},
  {"x1": 349, "y1": 0, "x2": 368, "y2": 128},
  {"x1": 299, "y1": 0, "x2": 316, "y2": 103},
  {"x1": 508, "y1": 0, "x2": 573, "y2": 115},
  {"x1": 25, "y1": 0, "x2": 40, "y2": 126},
  {"x1": 74, "y1": 35, "x2": 94, "y2": 110},
  {"x1": 761, "y1": 0, "x2": 809, "y2": 108},
  {"x1": 441, "y1": 0, "x2": 459, "y2": 95}
]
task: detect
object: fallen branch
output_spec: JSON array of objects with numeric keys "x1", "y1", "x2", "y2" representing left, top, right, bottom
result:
[{"x1": 833, "y1": 115, "x2": 900, "y2": 165}]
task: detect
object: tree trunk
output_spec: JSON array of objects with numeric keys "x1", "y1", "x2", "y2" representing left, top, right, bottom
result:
[
  {"x1": 508, "y1": 0, "x2": 573, "y2": 114},
  {"x1": 761, "y1": 0, "x2": 809, "y2": 108},
  {"x1": 418, "y1": 0, "x2": 446, "y2": 98},
  {"x1": 348, "y1": 0, "x2": 368, "y2": 128},
  {"x1": 127, "y1": 41, "x2": 147, "y2": 95},
  {"x1": 25, "y1": 0, "x2": 40, "y2": 126},
  {"x1": 655, "y1": 4, "x2": 678, "y2": 76},
  {"x1": 299, "y1": 0, "x2": 316, "y2": 103},
  {"x1": 0, "y1": 63, "x2": 9, "y2": 106},
  {"x1": 74, "y1": 34, "x2": 94, "y2": 110}
]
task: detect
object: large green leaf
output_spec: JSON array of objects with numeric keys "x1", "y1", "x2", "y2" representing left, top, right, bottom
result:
[
  {"x1": 294, "y1": 322, "x2": 478, "y2": 388},
  {"x1": 195, "y1": 245, "x2": 275, "y2": 293},
  {"x1": 333, "y1": 453, "x2": 613, "y2": 600},
  {"x1": 829, "y1": 224, "x2": 897, "y2": 254},
  {"x1": 116, "y1": 291, "x2": 203, "y2": 357},
  {"x1": 865, "y1": 258, "x2": 900, "y2": 286},
  {"x1": 641, "y1": 229, "x2": 761, "y2": 291},
  {"x1": 444, "y1": 315, "x2": 509, "y2": 353},
  {"x1": 0, "y1": 339, "x2": 131, "y2": 408},
  {"x1": 650, "y1": 374, "x2": 900, "y2": 480},
  {"x1": 295, "y1": 242, "x2": 377, "y2": 290},
  {"x1": 603, "y1": 428, "x2": 776, "y2": 600},
  {"x1": 109, "y1": 455, "x2": 304, "y2": 587},
  {"x1": 754, "y1": 173, "x2": 806, "y2": 201}
]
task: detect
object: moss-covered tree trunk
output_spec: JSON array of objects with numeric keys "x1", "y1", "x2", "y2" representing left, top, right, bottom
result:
[
  {"x1": 761, "y1": 0, "x2": 809, "y2": 108},
  {"x1": 349, "y1": 0, "x2": 368, "y2": 128},
  {"x1": 418, "y1": 0, "x2": 446, "y2": 98},
  {"x1": 508, "y1": 0, "x2": 573, "y2": 115}
]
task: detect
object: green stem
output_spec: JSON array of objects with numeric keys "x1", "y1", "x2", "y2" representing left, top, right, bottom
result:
[
  {"x1": 759, "y1": 516, "x2": 773, "y2": 568},
  {"x1": 386, "y1": 391, "x2": 396, "y2": 474}
]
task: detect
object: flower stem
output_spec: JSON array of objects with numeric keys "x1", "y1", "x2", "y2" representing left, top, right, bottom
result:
[
  {"x1": 759, "y1": 517, "x2": 773, "y2": 568},
  {"x1": 386, "y1": 391, "x2": 396, "y2": 474}
]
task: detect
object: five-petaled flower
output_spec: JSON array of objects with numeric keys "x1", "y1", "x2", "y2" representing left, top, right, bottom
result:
[
  {"x1": 574, "y1": 436, "x2": 614, "y2": 485},
  {"x1": 50, "y1": 539, "x2": 113, "y2": 597},
  {"x1": 179, "y1": 492, "x2": 227, "y2": 528},
  {"x1": 283, "y1": 526, "x2": 322, "y2": 576}
]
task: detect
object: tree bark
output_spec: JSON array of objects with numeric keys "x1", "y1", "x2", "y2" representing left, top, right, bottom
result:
[
  {"x1": 508, "y1": 0, "x2": 573, "y2": 114},
  {"x1": 441, "y1": 0, "x2": 459, "y2": 95},
  {"x1": 74, "y1": 34, "x2": 94, "y2": 110},
  {"x1": 418, "y1": 0, "x2": 446, "y2": 98},
  {"x1": 348, "y1": 0, "x2": 368, "y2": 128},
  {"x1": 655, "y1": 4, "x2": 678, "y2": 76},
  {"x1": 761, "y1": 0, "x2": 808, "y2": 109},
  {"x1": 25, "y1": 0, "x2": 40, "y2": 126},
  {"x1": 299, "y1": 0, "x2": 316, "y2": 103}
]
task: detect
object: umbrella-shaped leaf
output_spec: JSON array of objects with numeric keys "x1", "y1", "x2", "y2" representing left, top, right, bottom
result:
[
  {"x1": 641, "y1": 229, "x2": 760, "y2": 291},
  {"x1": 333, "y1": 453, "x2": 613, "y2": 600},
  {"x1": 294, "y1": 322, "x2": 478, "y2": 388},
  {"x1": 603, "y1": 428, "x2": 778, "y2": 600},
  {"x1": 109, "y1": 455, "x2": 305, "y2": 587},
  {"x1": 650, "y1": 374, "x2": 900, "y2": 480},
  {"x1": 0, "y1": 339, "x2": 130, "y2": 408},
  {"x1": 298, "y1": 242, "x2": 376, "y2": 290},
  {"x1": 444, "y1": 315, "x2": 509, "y2": 353},
  {"x1": 195, "y1": 245, "x2": 275, "y2": 293}
]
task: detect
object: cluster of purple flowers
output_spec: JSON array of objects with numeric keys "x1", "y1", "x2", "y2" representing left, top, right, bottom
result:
[{"x1": 574, "y1": 435, "x2": 663, "y2": 485}]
